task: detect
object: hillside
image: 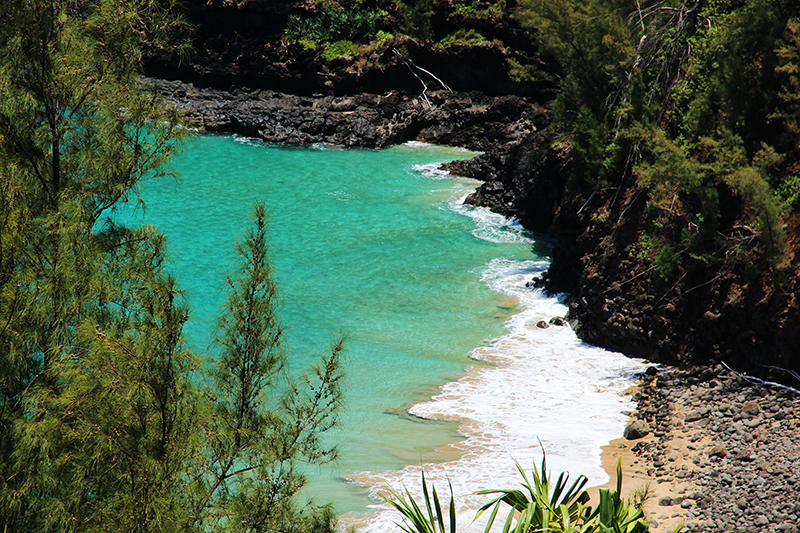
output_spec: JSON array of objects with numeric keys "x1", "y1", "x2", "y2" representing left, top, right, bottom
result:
[
  {"x1": 463, "y1": 0, "x2": 800, "y2": 385},
  {"x1": 146, "y1": 0, "x2": 800, "y2": 386},
  {"x1": 145, "y1": 0, "x2": 557, "y2": 98}
]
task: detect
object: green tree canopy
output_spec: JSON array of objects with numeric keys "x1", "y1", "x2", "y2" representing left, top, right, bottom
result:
[
  {"x1": 515, "y1": 0, "x2": 800, "y2": 267},
  {"x1": 1, "y1": 2, "x2": 345, "y2": 532}
]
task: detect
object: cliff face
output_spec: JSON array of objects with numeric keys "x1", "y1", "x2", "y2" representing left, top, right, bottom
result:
[
  {"x1": 552, "y1": 187, "x2": 800, "y2": 370},
  {"x1": 463, "y1": 136, "x2": 800, "y2": 385}
]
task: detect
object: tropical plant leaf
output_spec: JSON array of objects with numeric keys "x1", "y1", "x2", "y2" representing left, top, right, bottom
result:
[{"x1": 382, "y1": 469, "x2": 456, "y2": 533}]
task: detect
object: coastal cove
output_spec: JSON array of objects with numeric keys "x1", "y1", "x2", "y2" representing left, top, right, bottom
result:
[
  {"x1": 118, "y1": 133, "x2": 648, "y2": 528},
  {"x1": 6, "y1": 1, "x2": 800, "y2": 531}
]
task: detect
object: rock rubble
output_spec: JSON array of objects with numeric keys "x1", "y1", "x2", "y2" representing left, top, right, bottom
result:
[{"x1": 627, "y1": 365, "x2": 800, "y2": 533}]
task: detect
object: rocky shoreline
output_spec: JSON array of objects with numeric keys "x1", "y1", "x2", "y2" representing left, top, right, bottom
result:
[
  {"x1": 613, "y1": 365, "x2": 800, "y2": 533},
  {"x1": 147, "y1": 77, "x2": 550, "y2": 151}
]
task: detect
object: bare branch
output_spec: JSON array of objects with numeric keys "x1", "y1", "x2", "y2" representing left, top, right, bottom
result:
[{"x1": 393, "y1": 49, "x2": 452, "y2": 108}]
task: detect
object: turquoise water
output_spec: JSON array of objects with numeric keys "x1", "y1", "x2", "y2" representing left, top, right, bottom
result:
[
  {"x1": 119, "y1": 134, "x2": 542, "y2": 513},
  {"x1": 121, "y1": 134, "x2": 648, "y2": 532}
]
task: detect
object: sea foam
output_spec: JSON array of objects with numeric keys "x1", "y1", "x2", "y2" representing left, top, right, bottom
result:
[{"x1": 345, "y1": 165, "x2": 647, "y2": 533}]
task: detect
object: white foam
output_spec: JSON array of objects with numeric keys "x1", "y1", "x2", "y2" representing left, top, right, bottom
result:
[
  {"x1": 452, "y1": 201, "x2": 535, "y2": 245},
  {"x1": 327, "y1": 189, "x2": 354, "y2": 202},
  {"x1": 412, "y1": 162, "x2": 454, "y2": 180},
  {"x1": 404, "y1": 140, "x2": 437, "y2": 148},
  {"x1": 232, "y1": 134, "x2": 265, "y2": 147},
  {"x1": 310, "y1": 142, "x2": 342, "y2": 151},
  {"x1": 403, "y1": 141, "x2": 474, "y2": 152},
  {"x1": 344, "y1": 162, "x2": 647, "y2": 533}
]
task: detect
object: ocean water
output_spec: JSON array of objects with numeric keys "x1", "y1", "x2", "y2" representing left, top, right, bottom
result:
[{"x1": 118, "y1": 134, "x2": 646, "y2": 530}]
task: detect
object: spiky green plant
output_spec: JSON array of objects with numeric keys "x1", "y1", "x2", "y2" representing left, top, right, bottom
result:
[
  {"x1": 382, "y1": 470, "x2": 456, "y2": 533},
  {"x1": 475, "y1": 455, "x2": 591, "y2": 533},
  {"x1": 382, "y1": 455, "x2": 659, "y2": 533},
  {"x1": 477, "y1": 457, "x2": 651, "y2": 533},
  {"x1": 586, "y1": 461, "x2": 649, "y2": 533}
]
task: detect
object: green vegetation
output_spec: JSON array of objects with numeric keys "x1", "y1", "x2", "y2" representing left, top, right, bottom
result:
[
  {"x1": 626, "y1": 482, "x2": 654, "y2": 515},
  {"x1": 452, "y1": 0, "x2": 506, "y2": 20},
  {"x1": 0, "y1": 1, "x2": 344, "y2": 532},
  {"x1": 321, "y1": 39, "x2": 362, "y2": 61},
  {"x1": 514, "y1": 0, "x2": 800, "y2": 270},
  {"x1": 281, "y1": 1, "x2": 547, "y2": 86},
  {"x1": 385, "y1": 457, "x2": 653, "y2": 533},
  {"x1": 435, "y1": 29, "x2": 492, "y2": 48},
  {"x1": 283, "y1": 2, "x2": 395, "y2": 62},
  {"x1": 477, "y1": 458, "x2": 649, "y2": 533},
  {"x1": 285, "y1": 5, "x2": 388, "y2": 43},
  {"x1": 394, "y1": 0, "x2": 435, "y2": 41},
  {"x1": 383, "y1": 471, "x2": 455, "y2": 533}
]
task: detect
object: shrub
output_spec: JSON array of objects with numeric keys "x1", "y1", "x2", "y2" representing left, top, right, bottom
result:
[
  {"x1": 373, "y1": 30, "x2": 395, "y2": 50},
  {"x1": 394, "y1": 0, "x2": 433, "y2": 41},
  {"x1": 655, "y1": 244, "x2": 678, "y2": 281},
  {"x1": 453, "y1": 0, "x2": 506, "y2": 20},
  {"x1": 321, "y1": 39, "x2": 359, "y2": 61},
  {"x1": 285, "y1": 7, "x2": 387, "y2": 44},
  {"x1": 436, "y1": 29, "x2": 491, "y2": 48},
  {"x1": 506, "y1": 57, "x2": 549, "y2": 83},
  {"x1": 778, "y1": 174, "x2": 800, "y2": 211}
]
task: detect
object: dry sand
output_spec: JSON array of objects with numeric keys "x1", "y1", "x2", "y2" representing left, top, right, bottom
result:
[{"x1": 590, "y1": 429, "x2": 702, "y2": 533}]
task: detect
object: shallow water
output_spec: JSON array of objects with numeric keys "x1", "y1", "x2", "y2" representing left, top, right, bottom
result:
[{"x1": 118, "y1": 134, "x2": 645, "y2": 528}]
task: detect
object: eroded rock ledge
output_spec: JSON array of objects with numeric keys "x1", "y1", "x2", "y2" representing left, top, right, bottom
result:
[{"x1": 149, "y1": 78, "x2": 551, "y2": 151}]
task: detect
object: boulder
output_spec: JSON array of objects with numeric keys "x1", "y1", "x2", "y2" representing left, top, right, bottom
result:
[
  {"x1": 623, "y1": 419, "x2": 650, "y2": 440},
  {"x1": 685, "y1": 409, "x2": 705, "y2": 422},
  {"x1": 708, "y1": 444, "x2": 728, "y2": 458}
]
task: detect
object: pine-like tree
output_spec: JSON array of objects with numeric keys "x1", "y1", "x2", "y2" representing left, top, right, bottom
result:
[
  {"x1": 1, "y1": 1, "x2": 189, "y2": 529},
  {"x1": 193, "y1": 203, "x2": 344, "y2": 533},
  {"x1": 1, "y1": 2, "x2": 345, "y2": 532}
]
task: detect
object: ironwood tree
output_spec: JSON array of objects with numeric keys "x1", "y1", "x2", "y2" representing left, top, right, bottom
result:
[
  {"x1": 0, "y1": 2, "x2": 344, "y2": 532},
  {"x1": 514, "y1": 0, "x2": 800, "y2": 267}
]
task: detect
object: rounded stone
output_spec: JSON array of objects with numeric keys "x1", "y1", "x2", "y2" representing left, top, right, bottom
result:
[{"x1": 623, "y1": 419, "x2": 650, "y2": 440}]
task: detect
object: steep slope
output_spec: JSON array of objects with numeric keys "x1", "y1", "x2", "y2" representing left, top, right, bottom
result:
[{"x1": 463, "y1": 133, "x2": 800, "y2": 385}]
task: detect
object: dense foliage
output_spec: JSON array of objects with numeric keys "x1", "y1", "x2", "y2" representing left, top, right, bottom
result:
[
  {"x1": 282, "y1": 0, "x2": 542, "y2": 75},
  {"x1": 0, "y1": 1, "x2": 344, "y2": 531},
  {"x1": 514, "y1": 0, "x2": 800, "y2": 271}
]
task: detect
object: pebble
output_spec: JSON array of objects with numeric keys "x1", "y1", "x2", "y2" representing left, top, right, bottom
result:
[{"x1": 628, "y1": 365, "x2": 800, "y2": 532}]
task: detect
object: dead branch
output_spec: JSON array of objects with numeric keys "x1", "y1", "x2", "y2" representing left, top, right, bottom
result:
[{"x1": 393, "y1": 48, "x2": 452, "y2": 108}]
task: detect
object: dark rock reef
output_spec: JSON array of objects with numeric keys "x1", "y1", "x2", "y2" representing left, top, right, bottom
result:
[{"x1": 150, "y1": 77, "x2": 550, "y2": 150}]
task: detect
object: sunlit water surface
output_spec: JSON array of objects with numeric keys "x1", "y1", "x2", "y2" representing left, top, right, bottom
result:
[{"x1": 117, "y1": 134, "x2": 646, "y2": 531}]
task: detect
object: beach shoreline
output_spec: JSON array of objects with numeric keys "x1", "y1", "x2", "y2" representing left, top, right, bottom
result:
[{"x1": 591, "y1": 365, "x2": 800, "y2": 533}]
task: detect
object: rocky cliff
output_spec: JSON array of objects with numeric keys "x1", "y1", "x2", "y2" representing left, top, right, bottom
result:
[
  {"x1": 148, "y1": 0, "x2": 800, "y2": 387},
  {"x1": 462, "y1": 138, "x2": 800, "y2": 386}
]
